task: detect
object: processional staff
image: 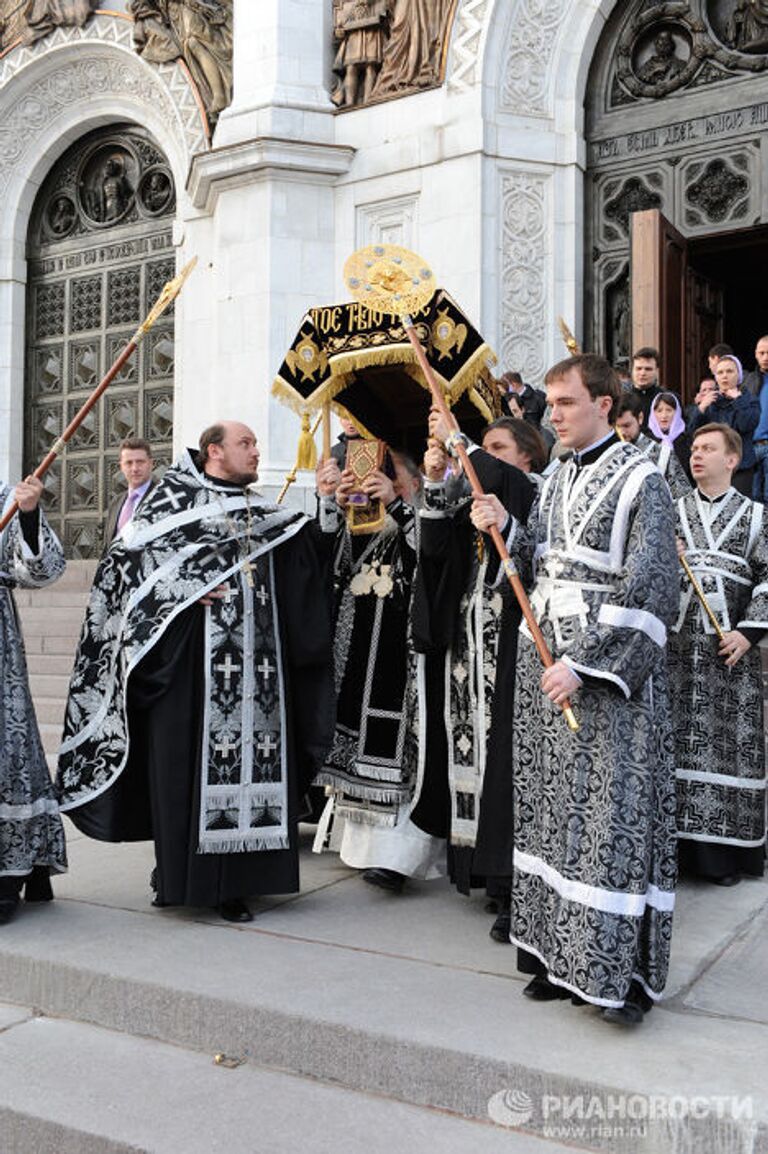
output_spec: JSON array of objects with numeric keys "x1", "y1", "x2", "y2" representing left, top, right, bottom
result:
[
  {"x1": 344, "y1": 245, "x2": 579, "y2": 732},
  {"x1": 0, "y1": 258, "x2": 198, "y2": 534},
  {"x1": 556, "y1": 316, "x2": 725, "y2": 642}
]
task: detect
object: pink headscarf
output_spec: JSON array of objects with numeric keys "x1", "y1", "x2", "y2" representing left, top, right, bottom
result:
[{"x1": 648, "y1": 391, "x2": 686, "y2": 445}]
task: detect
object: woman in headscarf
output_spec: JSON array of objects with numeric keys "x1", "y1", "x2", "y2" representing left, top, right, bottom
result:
[{"x1": 645, "y1": 391, "x2": 692, "y2": 499}]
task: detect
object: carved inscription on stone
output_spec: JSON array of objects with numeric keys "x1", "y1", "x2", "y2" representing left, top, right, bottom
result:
[{"x1": 589, "y1": 100, "x2": 768, "y2": 165}]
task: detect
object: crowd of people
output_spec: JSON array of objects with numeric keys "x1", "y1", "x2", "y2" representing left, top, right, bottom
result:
[{"x1": 1, "y1": 336, "x2": 767, "y2": 1031}]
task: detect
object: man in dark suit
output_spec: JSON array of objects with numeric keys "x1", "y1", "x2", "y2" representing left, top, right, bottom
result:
[
  {"x1": 629, "y1": 346, "x2": 663, "y2": 421},
  {"x1": 743, "y1": 335, "x2": 768, "y2": 500},
  {"x1": 104, "y1": 437, "x2": 156, "y2": 549},
  {"x1": 500, "y1": 371, "x2": 547, "y2": 428}
]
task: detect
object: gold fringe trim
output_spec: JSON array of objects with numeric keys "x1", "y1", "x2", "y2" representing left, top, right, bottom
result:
[
  {"x1": 468, "y1": 386, "x2": 493, "y2": 423},
  {"x1": 328, "y1": 342, "x2": 418, "y2": 377},
  {"x1": 273, "y1": 341, "x2": 498, "y2": 420}
]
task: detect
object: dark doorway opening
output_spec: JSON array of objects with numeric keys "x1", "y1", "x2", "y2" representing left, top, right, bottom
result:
[{"x1": 688, "y1": 225, "x2": 768, "y2": 381}]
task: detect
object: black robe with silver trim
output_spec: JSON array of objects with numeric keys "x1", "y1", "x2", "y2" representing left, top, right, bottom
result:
[
  {"x1": 0, "y1": 488, "x2": 67, "y2": 883},
  {"x1": 670, "y1": 487, "x2": 768, "y2": 879},
  {"x1": 56, "y1": 451, "x2": 334, "y2": 906},
  {"x1": 412, "y1": 448, "x2": 537, "y2": 893},
  {"x1": 507, "y1": 437, "x2": 679, "y2": 1008},
  {"x1": 640, "y1": 435, "x2": 691, "y2": 502}
]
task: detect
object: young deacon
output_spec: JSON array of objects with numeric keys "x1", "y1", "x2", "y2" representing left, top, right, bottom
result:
[
  {"x1": 470, "y1": 354, "x2": 679, "y2": 1026},
  {"x1": 671, "y1": 423, "x2": 768, "y2": 886}
]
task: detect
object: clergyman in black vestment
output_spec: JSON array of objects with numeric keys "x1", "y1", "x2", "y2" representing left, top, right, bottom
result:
[{"x1": 57, "y1": 422, "x2": 335, "y2": 920}]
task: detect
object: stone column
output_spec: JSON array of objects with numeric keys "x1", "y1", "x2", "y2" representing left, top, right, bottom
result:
[{"x1": 182, "y1": 0, "x2": 352, "y2": 502}]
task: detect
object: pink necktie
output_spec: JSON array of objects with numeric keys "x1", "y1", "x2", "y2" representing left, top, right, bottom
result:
[{"x1": 117, "y1": 490, "x2": 139, "y2": 531}]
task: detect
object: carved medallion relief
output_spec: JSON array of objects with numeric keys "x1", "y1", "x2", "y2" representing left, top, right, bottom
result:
[{"x1": 610, "y1": 0, "x2": 768, "y2": 109}]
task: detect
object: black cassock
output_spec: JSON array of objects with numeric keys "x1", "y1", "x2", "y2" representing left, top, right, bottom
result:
[
  {"x1": 58, "y1": 454, "x2": 335, "y2": 908},
  {"x1": 410, "y1": 447, "x2": 537, "y2": 893}
]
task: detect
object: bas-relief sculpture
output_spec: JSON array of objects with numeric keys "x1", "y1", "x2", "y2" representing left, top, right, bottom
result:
[
  {"x1": 129, "y1": 0, "x2": 233, "y2": 121},
  {"x1": 0, "y1": 0, "x2": 233, "y2": 125},
  {"x1": 332, "y1": 0, "x2": 455, "y2": 108},
  {"x1": 0, "y1": 0, "x2": 97, "y2": 52},
  {"x1": 610, "y1": 1, "x2": 768, "y2": 108},
  {"x1": 730, "y1": 0, "x2": 768, "y2": 53}
]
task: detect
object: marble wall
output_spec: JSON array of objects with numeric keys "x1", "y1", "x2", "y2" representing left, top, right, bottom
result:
[{"x1": 0, "y1": 0, "x2": 616, "y2": 494}]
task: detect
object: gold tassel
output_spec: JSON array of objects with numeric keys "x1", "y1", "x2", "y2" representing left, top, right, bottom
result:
[{"x1": 296, "y1": 411, "x2": 318, "y2": 470}]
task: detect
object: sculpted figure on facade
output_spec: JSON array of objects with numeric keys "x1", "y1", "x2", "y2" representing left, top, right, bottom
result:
[
  {"x1": 372, "y1": 0, "x2": 455, "y2": 99},
  {"x1": 729, "y1": 0, "x2": 768, "y2": 53},
  {"x1": 332, "y1": 0, "x2": 390, "y2": 107},
  {"x1": 129, "y1": 0, "x2": 233, "y2": 120},
  {"x1": 330, "y1": 0, "x2": 456, "y2": 107},
  {"x1": 100, "y1": 156, "x2": 132, "y2": 222},
  {"x1": 0, "y1": 0, "x2": 96, "y2": 50},
  {"x1": 635, "y1": 29, "x2": 686, "y2": 85}
]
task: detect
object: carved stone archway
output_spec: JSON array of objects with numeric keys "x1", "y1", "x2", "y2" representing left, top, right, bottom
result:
[
  {"x1": 470, "y1": 0, "x2": 612, "y2": 384},
  {"x1": 25, "y1": 123, "x2": 177, "y2": 558},
  {"x1": 0, "y1": 14, "x2": 202, "y2": 483},
  {"x1": 585, "y1": 0, "x2": 768, "y2": 363}
]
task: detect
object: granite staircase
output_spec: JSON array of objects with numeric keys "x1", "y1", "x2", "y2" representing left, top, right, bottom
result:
[{"x1": 14, "y1": 560, "x2": 96, "y2": 771}]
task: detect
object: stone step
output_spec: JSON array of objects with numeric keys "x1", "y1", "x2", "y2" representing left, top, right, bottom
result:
[
  {"x1": 39, "y1": 722, "x2": 64, "y2": 755},
  {"x1": 25, "y1": 653, "x2": 75, "y2": 677},
  {"x1": 0, "y1": 1004, "x2": 565, "y2": 1154},
  {"x1": 1, "y1": 840, "x2": 766, "y2": 1154},
  {"x1": 30, "y1": 696, "x2": 67, "y2": 726},
  {"x1": 22, "y1": 631, "x2": 81, "y2": 655},
  {"x1": 14, "y1": 606, "x2": 85, "y2": 631},
  {"x1": 48, "y1": 560, "x2": 99, "y2": 590},
  {"x1": 27, "y1": 673, "x2": 71, "y2": 699},
  {"x1": 14, "y1": 589, "x2": 91, "y2": 609}
]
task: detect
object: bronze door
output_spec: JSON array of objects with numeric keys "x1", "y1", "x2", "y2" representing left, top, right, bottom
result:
[
  {"x1": 630, "y1": 208, "x2": 687, "y2": 397},
  {"x1": 24, "y1": 125, "x2": 176, "y2": 558}
]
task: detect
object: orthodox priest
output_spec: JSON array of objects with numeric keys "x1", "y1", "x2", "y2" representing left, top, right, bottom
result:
[
  {"x1": 313, "y1": 450, "x2": 445, "y2": 890},
  {"x1": 471, "y1": 354, "x2": 679, "y2": 1026},
  {"x1": 671, "y1": 423, "x2": 768, "y2": 885},
  {"x1": 412, "y1": 417, "x2": 545, "y2": 941},
  {"x1": 0, "y1": 475, "x2": 67, "y2": 924},
  {"x1": 57, "y1": 422, "x2": 334, "y2": 921}
]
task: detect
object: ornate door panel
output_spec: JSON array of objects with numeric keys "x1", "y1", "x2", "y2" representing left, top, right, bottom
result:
[
  {"x1": 630, "y1": 209, "x2": 687, "y2": 395},
  {"x1": 585, "y1": 0, "x2": 768, "y2": 365},
  {"x1": 685, "y1": 268, "x2": 724, "y2": 398},
  {"x1": 25, "y1": 126, "x2": 176, "y2": 558}
]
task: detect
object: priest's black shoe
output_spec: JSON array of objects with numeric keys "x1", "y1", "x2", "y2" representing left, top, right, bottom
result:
[
  {"x1": 522, "y1": 975, "x2": 570, "y2": 1002},
  {"x1": 711, "y1": 874, "x2": 740, "y2": 887},
  {"x1": 489, "y1": 892, "x2": 511, "y2": 943},
  {"x1": 489, "y1": 909, "x2": 511, "y2": 943},
  {"x1": 601, "y1": 983, "x2": 650, "y2": 1027},
  {"x1": 0, "y1": 898, "x2": 19, "y2": 925},
  {"x1": 601, "y1": 1001, "x2": 646, "y2": 1026},
  {"x1": 362, "y1": 867, "x2": 406, "y2": 894},
  {"x1": 24, "y1": 867, "x2": 53, "y2": 903},
  {"x1": 219, "y1": 898, "x2": 253, "y2": 923}
]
